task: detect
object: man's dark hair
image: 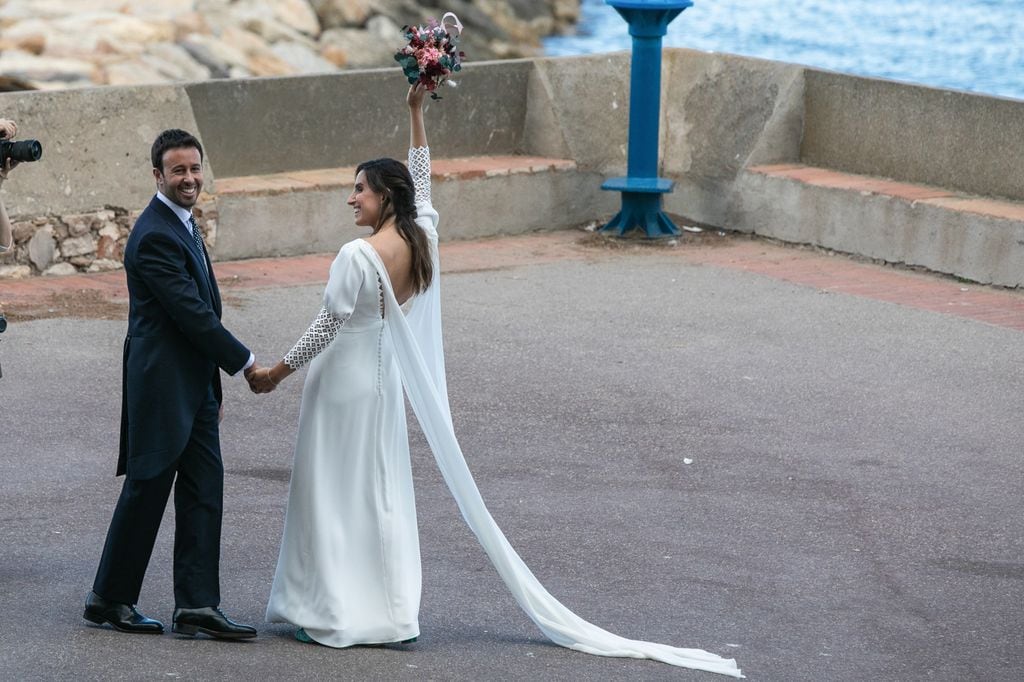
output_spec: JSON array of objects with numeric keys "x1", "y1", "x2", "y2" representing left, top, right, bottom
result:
[{"x1": 151, "y1": 129, "x2": 204, "y2": 172}]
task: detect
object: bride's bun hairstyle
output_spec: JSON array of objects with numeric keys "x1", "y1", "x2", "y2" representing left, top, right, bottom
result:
[{"x1": 356, "y1": 158, "x2": 433, "y2": 294}]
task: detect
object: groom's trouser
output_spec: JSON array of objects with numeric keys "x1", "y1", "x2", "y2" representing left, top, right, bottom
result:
[{"x1": 93, "y1": 389, "x2": 223, "y2": 608}]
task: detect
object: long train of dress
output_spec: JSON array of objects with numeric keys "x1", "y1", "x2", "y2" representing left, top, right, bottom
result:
[{"x1": 365, "y1": 239, "x2": 742, "y2": 676}]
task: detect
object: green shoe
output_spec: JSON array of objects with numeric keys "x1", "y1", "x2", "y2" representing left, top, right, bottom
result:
[{"x1": 295, "y1": 627, "x2": 314, "y2": 644}]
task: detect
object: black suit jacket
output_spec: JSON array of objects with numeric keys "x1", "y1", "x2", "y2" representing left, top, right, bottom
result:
[{"x1": 117, "y1": 197, "x2": 249, "y2": 480}]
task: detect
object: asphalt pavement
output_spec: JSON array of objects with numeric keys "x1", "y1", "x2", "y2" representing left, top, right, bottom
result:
[{"x1": 1, "y1": 232, "x2": 1022, "y2": 680}]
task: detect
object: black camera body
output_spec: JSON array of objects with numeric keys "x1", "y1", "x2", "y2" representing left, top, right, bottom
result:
[
  {"x1": 0, "y1": 313, "x2": 6, "y2": 333},
  {"x1": 0, "y1": 138, "x2": 41, "y2": 164}
]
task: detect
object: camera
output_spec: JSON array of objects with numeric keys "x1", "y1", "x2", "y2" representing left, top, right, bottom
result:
[{"x1": 0, "y1": 138, "x2": 42, "y2": 164}]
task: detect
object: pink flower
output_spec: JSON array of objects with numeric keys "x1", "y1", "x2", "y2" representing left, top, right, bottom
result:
[{"x1": 415, "y1": 46, "x2": 443, "y2": 68}]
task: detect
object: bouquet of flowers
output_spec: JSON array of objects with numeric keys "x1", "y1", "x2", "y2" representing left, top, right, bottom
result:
[{"x1": 394, "y1": 12, "x2": 465, "y2": 99}]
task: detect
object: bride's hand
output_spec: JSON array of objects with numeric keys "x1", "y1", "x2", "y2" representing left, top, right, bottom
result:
[
  {"x1": 407, "y1": 83, "x2": 427, "y2": 110},
  {"x1": 248, "y1": 368, "x2": 278, "y2": 394}
]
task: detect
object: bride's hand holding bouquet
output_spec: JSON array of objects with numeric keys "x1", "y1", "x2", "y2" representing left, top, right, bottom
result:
[{"x1": 394, "y1": 12, "x2": 465, "y2": 100}]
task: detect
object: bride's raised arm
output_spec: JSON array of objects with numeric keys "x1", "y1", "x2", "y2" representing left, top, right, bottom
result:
[{"x1": 407, "y1": 85, "x2": 431, "y2": 208}]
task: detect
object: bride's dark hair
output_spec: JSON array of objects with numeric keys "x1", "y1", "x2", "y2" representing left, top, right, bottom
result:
[{"x1": 356, "y1": 157, "x2": 433, "y2": 294}]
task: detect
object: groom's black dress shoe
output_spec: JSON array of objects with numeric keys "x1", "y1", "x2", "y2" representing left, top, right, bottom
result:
[
  {"x1": 83, "y1": 591, "x2": 164, "y2": 634},
  {"x1": 172, "y1": 606, "x2": 257, "y2": 640}
]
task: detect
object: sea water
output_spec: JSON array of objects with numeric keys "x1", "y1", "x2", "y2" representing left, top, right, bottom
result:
[{"x1": 544, "y1": 0, "x2": 1024, "y2": 101}]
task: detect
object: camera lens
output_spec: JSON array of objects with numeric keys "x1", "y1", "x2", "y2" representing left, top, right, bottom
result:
[
  {"x1": 0, "y1": 315, "x2": 7, "y2": 334},
  {"x1": 4, "y1": 139, "x2": 42, "y2": 163}
]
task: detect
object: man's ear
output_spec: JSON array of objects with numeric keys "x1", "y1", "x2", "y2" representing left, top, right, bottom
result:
[{"x1": 152, "y1": 167, "x2": 162, "y2": 185}]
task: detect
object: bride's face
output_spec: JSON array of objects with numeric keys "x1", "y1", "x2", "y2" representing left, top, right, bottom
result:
[{"x1": 348, "y1": 170, "x2": 383, "y2": 228}]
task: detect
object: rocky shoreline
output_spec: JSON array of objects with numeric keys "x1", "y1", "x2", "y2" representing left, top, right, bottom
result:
[{"x1": 0, "y1": 0, "x2": 580, "y2": 91}]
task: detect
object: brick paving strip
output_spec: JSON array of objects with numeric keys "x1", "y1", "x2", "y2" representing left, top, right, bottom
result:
[{"x1": 1, "y1": 230, "x2": 1021, "y2": 331}]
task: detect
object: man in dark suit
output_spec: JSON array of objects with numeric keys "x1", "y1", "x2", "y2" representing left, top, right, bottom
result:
[{"x1": 84, "y1": 129, "x2": 258, "y2": 639}]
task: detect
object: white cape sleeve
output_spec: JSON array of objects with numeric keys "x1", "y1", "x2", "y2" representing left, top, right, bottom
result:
[{"x1": 356, "y1": 240, "x2": 742, "y2": 678}]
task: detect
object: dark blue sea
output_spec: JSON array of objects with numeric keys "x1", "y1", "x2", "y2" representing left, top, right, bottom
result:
[{"x1": 544, "y1": 0, "x2": 1024, "y2": 101}]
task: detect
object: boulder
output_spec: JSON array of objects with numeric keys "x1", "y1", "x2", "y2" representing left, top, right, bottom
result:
[
  {"x1": 87, "y1": 258, "x2": 124, "y2": 272},
  {"x1": 270, "y1": 41, "x2": 338, "y2": 74},
  {"x1": 320, "y1": 27, "x2": 397, "y2": 69},
  {"x1": 42, "y1": 262, "x2": 77, "y2": 276},
  {"x1": 95, "y1": 234, "x2": 117, "y2": 260},
  {"x1": 11, "y1": 221, "x2": 36, "y2": 244},
  {"x1": 139, "y1": 43, "x2": 213, "y2": 81},
  {"x1": 310, "y1": 0, "x2": 374, "y2": 29},
  {"x1": 61, "y1": 213, "x2": 94, "y2": 237},
  {"x1": 0, "y1": 50, "x2": 96, "y2": 87},
  {"x1": 0, "y1": 264, "x2": 32, "y2": 278},
  {"x1": 181, "y1": 33, "x2": 250, "y2": 78},
  {"x1": 272, "y1": 0, "x2": 323, "y2": 37},
  {"x1": 0, "y1": 32, "x2": 46, "y2": 55},
  {"x1": 27, "y1": 226, "x2": 56, "y2": 271},
  {"x1": 60, "y1": 235, "x2": 96, "y2": 258},
  {"x1": 229, "y1": 0, "x2": 321, "y2": 44},
  {"x1": 218, "y1": 26, "x2": 297, "y2": 77}
]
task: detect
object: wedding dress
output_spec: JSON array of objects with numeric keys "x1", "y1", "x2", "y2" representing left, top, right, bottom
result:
[{"x1": 266, "y1": 147, "x2": 742, "y2": 677}]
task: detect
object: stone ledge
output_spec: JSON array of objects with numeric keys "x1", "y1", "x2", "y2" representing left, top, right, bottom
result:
[
  {"x1": 215, "y1": 156, "x2": 578, "y2": 197},
  {"x1": 208, "y1": 155, "x2": 606, "y2": 260},
  {"x1": 734, "y1": 164, "x2": 1024, "y2": 287},
  {"x1": 748, "y1": 164, "x2": 1024, "y2": 221}
]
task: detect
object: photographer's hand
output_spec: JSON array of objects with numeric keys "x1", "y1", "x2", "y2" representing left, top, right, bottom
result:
[
  {"x1": 0, "y1": 157, "x2": 20, "y2": 183},
  {"x1": 0, "y1": 119, "x2": 17, "y2": 141}
]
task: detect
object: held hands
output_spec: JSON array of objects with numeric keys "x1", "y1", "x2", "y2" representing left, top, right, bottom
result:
[
  {"x1": 245, "y1": 361, "x2": 295, "y2": 394},
  {"x1": 245, "y1": 365, "x2": 278, "y2": 394}
]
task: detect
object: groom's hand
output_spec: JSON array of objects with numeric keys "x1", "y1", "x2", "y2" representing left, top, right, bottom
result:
[
  {"x1": 248, "y1": 367, "x2": 277, "y2": 394},
  {"x1": 244, "y1": 363, "x2": 264, "y2": 394}
]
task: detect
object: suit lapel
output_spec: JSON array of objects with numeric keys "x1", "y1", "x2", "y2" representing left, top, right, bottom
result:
[{"x1": 150, "y1": 198, "x2": 214, "y2": 298}]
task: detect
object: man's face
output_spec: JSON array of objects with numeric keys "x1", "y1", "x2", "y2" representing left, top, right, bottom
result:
[{"x1": 154, "y1": 146, "x2": 203, "y2": 209}]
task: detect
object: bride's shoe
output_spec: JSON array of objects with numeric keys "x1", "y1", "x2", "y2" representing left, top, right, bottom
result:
[{"x1": 295, "y1": 627, "x2": 315, "y2": 644}]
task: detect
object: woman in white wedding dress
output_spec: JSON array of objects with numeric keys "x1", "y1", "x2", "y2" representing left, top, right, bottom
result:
[{"x1": 252, "y1": 85, "x2": 742, "y2": 677}]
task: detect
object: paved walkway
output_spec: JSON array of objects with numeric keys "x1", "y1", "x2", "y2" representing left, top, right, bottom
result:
[
  {"x1": 3, "y1": 230, "x2": 1022, "y2": 331},
  {"x1": 1, "y1": 230, "x2": 1022, "y2": 681}
]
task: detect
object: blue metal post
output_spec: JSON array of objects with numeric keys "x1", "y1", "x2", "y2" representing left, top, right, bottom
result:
[{"x1": 601, "y1": 0, "x2": 692, "y2": 238}]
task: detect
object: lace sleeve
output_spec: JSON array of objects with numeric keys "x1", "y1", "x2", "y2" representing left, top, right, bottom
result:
[
  {"x1": 283, "y1": 306, "x2": 348, "y2": 370},
  {"x1": 409, "y1": 146, "x2": 431, "y2": 205}
]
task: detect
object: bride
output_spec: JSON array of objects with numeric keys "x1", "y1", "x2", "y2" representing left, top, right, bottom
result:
[{"x1": 250, "y1": 84, "x2": 742, "y2": 678}]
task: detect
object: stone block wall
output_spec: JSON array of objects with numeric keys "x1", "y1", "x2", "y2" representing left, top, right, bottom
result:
[
  {"x1": 1, "y1": 208, "x2": 131, "y2": 278},
  {"x1": 0, "y1": 203, "x2": 217, "y2": 278}
]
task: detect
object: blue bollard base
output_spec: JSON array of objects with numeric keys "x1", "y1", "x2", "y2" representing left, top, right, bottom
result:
[
  {"x1": 600, "y1": 191, "x2": 680, "y2": 238},
  {"x1": 601, "y1": 176, "x2": 675, "y2": 194}
]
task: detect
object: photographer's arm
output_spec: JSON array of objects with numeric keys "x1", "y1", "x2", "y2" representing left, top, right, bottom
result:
[
  {"x1": 0, "y1": 163, "x2": 15, "y2": 253},
  {"x1": 0, "y1": 119, "x2": 18, "y2": 252}
]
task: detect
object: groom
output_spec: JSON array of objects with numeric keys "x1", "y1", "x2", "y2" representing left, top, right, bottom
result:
[{"x1": 84, "y1": 129, "x2": 257, "y2": 639}]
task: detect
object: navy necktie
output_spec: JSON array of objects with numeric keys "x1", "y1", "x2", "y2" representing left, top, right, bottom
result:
[{"x1": 188, "y1": 215, "x2": 205, "y2": 257}]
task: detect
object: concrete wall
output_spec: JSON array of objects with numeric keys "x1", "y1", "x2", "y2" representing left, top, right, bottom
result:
[
  {"x1": 801, "y1": 70, "x2": 1024, "y2": 202},
  {"x1": 186, "y1": 60, "x2": 537, "y2": 179},
  {"x1": 0, "y1": 84, "x2": 199, "y2": 217},
  {"x1": 660, "y1": 49, "x2": 805, "y2": 227},
  {"x1": 1, "y1": 50, "x2": 1022, "y2": 285}
]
